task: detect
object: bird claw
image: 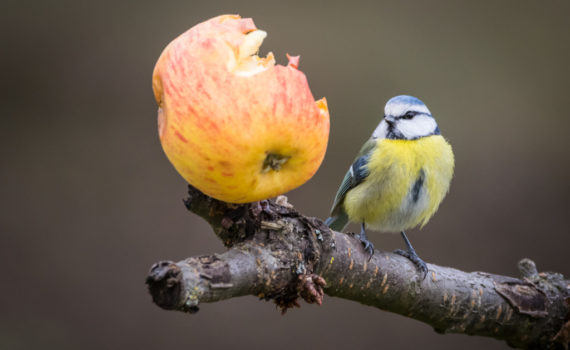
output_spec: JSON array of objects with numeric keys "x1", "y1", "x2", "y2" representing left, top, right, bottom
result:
[
  {"x1": 356, "y1": 234, "x2": 375, "y2": 260},
  {"x1": 394, "y1": 248, "x2": 428, "y2": 280}
]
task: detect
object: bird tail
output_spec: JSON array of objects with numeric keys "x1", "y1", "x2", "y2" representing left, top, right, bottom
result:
[{"x1": 325, "y1": 209, "x2": 349, "y2": 232}]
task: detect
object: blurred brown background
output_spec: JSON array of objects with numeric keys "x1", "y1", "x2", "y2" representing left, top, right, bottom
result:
[{"x1": 2, "y1": 1, "x2": 569, "y2": 349}]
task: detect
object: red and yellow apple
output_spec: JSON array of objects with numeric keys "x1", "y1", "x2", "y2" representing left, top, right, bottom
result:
[{"x1": 152, "y1": 15, "x2": 329, "y2": 203}]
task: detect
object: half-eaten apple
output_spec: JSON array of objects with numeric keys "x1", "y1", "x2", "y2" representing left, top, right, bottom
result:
[{"x1": 153, "y1": 14, "x2": 329, "y2": 203}]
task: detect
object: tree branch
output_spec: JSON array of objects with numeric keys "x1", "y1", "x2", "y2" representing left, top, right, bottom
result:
[{"x1": 146, "y1": 185, "x2": 570, "y2": 349}]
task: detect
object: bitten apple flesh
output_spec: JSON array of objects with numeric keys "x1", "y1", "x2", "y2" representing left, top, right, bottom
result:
[{"x1": 153, "y1": 15, "x2": 330, "y2": 203}]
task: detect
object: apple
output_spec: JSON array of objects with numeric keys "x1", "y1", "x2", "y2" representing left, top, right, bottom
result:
[{"x1": 152, "y1": 15, "x2": 329, "y2": 203}]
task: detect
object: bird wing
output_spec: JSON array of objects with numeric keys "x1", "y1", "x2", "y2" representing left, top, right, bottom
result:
[{"x1": 329, "y1": 138, "x2": 377, "y2": 217}]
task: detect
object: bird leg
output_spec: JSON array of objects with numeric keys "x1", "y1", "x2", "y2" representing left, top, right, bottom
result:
[
  {"x1": 357, "y1": 222, "x2": 375, "y2": 259},
  {"x1": 394, "y1": 231, "x2": 428, "y2": 280}
]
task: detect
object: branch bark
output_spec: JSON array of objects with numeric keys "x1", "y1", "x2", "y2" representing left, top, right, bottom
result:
[{"x1": 146, "y1": 186, "x2": 570, "y2": 349}]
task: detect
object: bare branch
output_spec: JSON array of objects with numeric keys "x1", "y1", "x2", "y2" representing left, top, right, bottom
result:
[{"x1": 146, "y1": 186, "x2": 570, "y2": 349}]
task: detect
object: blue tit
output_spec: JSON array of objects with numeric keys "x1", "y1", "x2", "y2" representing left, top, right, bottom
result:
[{"x1": 325, "y1": 95, "x2": 454, "y2": 277}]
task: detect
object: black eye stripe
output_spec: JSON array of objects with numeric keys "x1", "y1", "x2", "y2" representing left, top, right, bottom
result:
[{"x1": 399, "y1": 111, "x2": 417, "y2": 120}]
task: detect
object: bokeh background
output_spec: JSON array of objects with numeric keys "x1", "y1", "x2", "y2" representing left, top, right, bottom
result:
[{"x1": 2, "y1": 1, "x2": 569, "y2": 349}]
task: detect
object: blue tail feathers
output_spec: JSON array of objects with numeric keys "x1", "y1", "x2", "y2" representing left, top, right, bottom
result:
[{"x1": 325, "y1": 210, "x2": 349, "y2": 232}]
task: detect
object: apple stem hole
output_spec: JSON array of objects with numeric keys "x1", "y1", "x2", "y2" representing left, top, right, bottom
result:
[{"x1": 262, "y1": 153, "x2": 290, "y2": 173}]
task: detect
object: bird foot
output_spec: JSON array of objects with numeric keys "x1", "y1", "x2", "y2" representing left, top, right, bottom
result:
[
  {"x1": 356, "y1": 234, "x2": 375, "y2": 260},
  {"x1": 394, "y1": 248, "x2": 428, "y2": 280}
]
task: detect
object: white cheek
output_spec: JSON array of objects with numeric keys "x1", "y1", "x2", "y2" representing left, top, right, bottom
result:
[
  {"x1": 397, "y1": 116, "x2": 437, "y2": 139},
  {"x1": 372, "y1": 120, "x2": 388, "y2": 139}
]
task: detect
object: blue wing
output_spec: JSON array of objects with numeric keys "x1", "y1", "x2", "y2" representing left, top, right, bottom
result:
[{"x1": 325, "y1": 139, "x2": 375, "y2": 231}]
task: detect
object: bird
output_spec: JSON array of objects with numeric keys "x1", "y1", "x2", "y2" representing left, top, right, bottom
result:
[{"x1": 325, "y1": 95, "x2": 454, "y2": 278}]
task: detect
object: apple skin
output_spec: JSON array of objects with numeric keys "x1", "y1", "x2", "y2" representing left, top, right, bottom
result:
[{"x1": 153, "y1": 15, "x2": 330, "y2": 203}]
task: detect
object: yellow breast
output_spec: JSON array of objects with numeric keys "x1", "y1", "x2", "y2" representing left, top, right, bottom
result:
[{"x1": 344, "y1": 135, "x2": 454, "y2": 232}]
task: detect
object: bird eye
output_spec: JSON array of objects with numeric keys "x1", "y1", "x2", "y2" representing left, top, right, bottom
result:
[{"x1": 402, "y1": 111, "x2": 415, "y2": 119}]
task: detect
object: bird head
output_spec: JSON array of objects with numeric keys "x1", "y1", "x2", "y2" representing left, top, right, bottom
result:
[{"x1": 372, "y1": 95, "x2": 440, "y2": 140}]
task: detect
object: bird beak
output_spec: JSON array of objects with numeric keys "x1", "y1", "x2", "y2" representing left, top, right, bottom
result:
[{"x1": 384, "y1": 115, "x2": 396, "y2": 124}]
